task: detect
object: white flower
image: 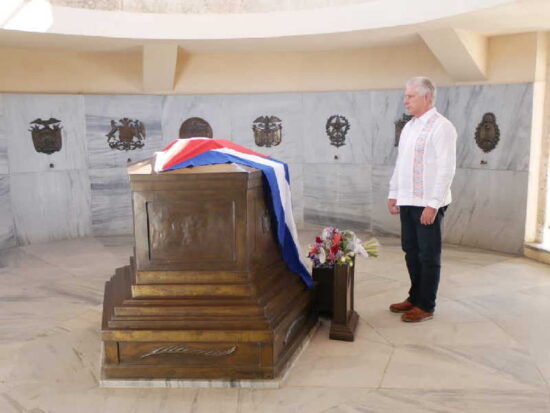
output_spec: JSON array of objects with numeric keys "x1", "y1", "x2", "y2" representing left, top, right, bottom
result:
[
  {"x1": 355, "y1": 243, "x2": 369, "y2": 257},
  {"x1": 321, "y1": 227, "x2": 333, "y2": 241},
  {"x1": 318, "y1": 248, "x2": 326, "y2": 264}
]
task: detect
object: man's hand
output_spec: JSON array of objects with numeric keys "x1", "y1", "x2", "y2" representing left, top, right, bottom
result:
[
  {"x1": 420, "y1": 206, "x2": 438, "y2": 225},
  {"x1": 387, "y1": 199, "x2": 400, "y2": 215}
]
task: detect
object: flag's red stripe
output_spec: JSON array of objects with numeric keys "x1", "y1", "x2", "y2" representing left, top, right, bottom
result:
[{"x1": 161, "y1": 139, "x2": 268, "y2": 170}]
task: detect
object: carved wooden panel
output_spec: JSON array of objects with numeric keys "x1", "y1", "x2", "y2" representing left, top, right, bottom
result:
[{"x1": 146, "y1": 199, "x2": 236, "y2": 263}]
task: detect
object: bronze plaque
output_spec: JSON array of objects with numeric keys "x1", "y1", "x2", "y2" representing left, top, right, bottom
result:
[
  {"x1": 475, "y1": 112, "x2": 500, "y2": 153},
  {"x1": 326, "y1": 115, "x2": 350, "y2": 148},
  {"x1": 252, "y1": 116, "x2": 282, "y2": 147},
  {"x1": 146, "y1": 199, "x2": 236, "y2": 263},
  {"x1": 179, "y1": 117, "x2": 213, "y2": 139},
  {"x1": 106, "y1": 118, "x2": 145, "y2": 151},
  {"x1": 29, "y1": 118, "x2": 62, "y2": 154},
  {"x1": 394, "y1": 113, "x2": 413, "y2": 147}
]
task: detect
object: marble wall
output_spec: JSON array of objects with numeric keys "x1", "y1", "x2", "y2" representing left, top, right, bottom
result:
[
  {"x1": 2, "y1": 94, "x2": 92, "y2": 245},
  {"x1": 0, "y1": 83, "x2": 533, "y2": 253},
  {"x1": 85, "y1": 95, "x2": 164, "y2": 235},
  {"x1": 0, "y1": 95, "x2": 16, "y2": 249},
  {"x1": 368, "y1": 83, "x2": 533, "y2": 255}
]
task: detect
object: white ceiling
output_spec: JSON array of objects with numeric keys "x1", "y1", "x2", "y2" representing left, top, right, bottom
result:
[{"x1": 0, "y1": 0, "x2": 549, "y2": 53}]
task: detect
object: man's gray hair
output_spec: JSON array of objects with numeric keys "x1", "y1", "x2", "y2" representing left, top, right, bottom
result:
[{"x1": 406, "y1": 76, "x2": 437, "y2": 103}]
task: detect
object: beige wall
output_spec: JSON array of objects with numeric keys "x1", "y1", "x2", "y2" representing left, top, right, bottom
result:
[
  {"x1": 0, "y1": 32, "x2": 541, "y2": 95},
  {"x1": 0, "y1": 46, "x2": 142, "y2": 94}
]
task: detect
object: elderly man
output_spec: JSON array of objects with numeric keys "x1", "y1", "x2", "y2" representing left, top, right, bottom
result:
[{"x1": 387, "y1": 76, "x2": 457, "y2": 322}]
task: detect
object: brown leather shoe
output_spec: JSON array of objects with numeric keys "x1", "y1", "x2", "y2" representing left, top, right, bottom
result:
[
  {"x1": 401, "y1": 306, "x2": 433, "y2": 322},
  {"x1": 389, "y1": 299, "x2": 414, "y2": 313}
]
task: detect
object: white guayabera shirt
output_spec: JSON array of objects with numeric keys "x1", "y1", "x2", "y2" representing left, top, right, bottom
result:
[{"x1": 388, "y1": 107, "x2": 457, "y2": 209}]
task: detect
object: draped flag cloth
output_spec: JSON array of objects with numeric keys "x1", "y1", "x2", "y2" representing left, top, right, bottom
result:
[{"x1": 154, "y1": 138, "x2": 313, "y2": 288}]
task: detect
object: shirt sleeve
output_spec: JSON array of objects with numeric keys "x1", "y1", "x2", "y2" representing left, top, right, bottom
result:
[
  {"x1": 388, "y1": 164, "x2": 399, "y2": 199},
  {"x1": 427, "y1": 120, "x2": 457, "y2": 209},
  {"x1": 388, "y1": 124, "x2": 406, "y2": 199}
]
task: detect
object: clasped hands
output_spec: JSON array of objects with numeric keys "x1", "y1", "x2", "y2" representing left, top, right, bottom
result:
[{"x1": 387, "y1": 199, "x2": 438, "y2": 225}]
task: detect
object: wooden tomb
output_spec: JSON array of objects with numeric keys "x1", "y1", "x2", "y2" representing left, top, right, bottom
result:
[{"x1": 101, "y1": 160, "x2": 316, "y2": 379}]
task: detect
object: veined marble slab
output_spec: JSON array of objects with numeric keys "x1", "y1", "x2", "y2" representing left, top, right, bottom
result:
[
  {"x1": 3, "y1": 94, "x2": 87, "y2": 174},
  {"x1": 0, "y1": 175, "x2": 16, "y2": 249},
  {"x1": 444, "y1": 168, "x2": 529, "y2": 254},
  {"x1": 302, "y1": 91, "x2": 371, "y2": 164},
  {"x1": 226, "y1": 92, "x2": 304, "y2": 163},
  {"x1": 161, "y1": 95, "x2": 232, "y2": 146},
  {"x1": 369, "y1": 164, "x2": 529, "y2": 251},
  {"x1": 303, "y1": 163, "x2": 372, "y2": 231},
  {"x1": 85, "y1": 95, "x2": 165, "y2": 169},
  {"x1": 362, "y1": 89, "x2": 405, "y2": 167},
  {"x1": 287, "y1": 163, "x2": 304, "y2": 227},
  {"x1": 370, "y1": 164, "x2": 401, "y2": 236},
  {"x1": 0, "y1": 95, "x2": 8, "y2": 175},
  {"x1": 9, "y1": 170, "x2": 92, "y2": 245},
  {"x1": 440, "y1": 83, "x2": 532, "y2": 171},
  {"x1": 89, "y1": 168, "x2": 132, "y2": 236}
]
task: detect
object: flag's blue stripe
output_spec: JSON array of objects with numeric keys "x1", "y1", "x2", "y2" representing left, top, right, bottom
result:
[{"x1": 165, "y1": 151, "x2": 313, "y2": 288}]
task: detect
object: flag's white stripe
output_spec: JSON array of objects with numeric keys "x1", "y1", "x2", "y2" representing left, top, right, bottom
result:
[
  {"x1": 153, "y1": 138, "x2": 213, "y2": 173},
  {"x1": 154, "y1": 140, "x2": 185, "y2": 172}
]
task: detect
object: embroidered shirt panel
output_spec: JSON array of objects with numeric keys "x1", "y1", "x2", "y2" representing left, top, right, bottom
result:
[{"x1": 412, "y1": 112, "x2": 440, "y2": 199}]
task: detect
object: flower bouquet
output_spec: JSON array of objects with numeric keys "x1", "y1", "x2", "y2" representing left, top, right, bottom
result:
[
  {"x1": 307, "y1": 227, "x2": 379, "y2": 329},
  {"x1": 307, "y1": 227, "x2": 379, "y2": 269}
]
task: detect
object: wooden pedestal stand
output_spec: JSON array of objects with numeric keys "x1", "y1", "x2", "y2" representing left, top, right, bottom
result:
[
  {"x1": 329, "y1": 263, "x2": 358, "y2": 341},
  {"x1": 311, "y1": 266, "x2": 334, "y2": 317}
]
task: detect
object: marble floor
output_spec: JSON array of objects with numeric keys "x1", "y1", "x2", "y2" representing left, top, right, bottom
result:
[{"x1": 1, "y1": 231, "x2": 550, "y2": 412}]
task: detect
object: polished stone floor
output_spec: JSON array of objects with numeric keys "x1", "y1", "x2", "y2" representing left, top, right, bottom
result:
[{"x1": 1, "y1": 231, "x2": 550, "y2": 412}]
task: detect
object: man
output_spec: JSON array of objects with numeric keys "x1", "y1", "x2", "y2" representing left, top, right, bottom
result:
[{"x1": 388, "y1": 76, "x2": 457, "y2": 322}]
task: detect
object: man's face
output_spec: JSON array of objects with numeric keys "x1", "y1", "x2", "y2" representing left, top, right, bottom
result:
[{"x1": 404, "y1": 85, "x2": 431, "y2": 117}]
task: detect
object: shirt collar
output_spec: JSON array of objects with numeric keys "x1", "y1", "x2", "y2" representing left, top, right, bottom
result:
[{"x1": 413, "y1": 107, "x2": 437, "y2": 124}]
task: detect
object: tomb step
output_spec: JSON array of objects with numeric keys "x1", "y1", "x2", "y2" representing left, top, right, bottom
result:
[
  {"x1": 131, "y1": 283, "x2": 252, "y2": 298},
  {"x1": 114, "y1": 305, "x2": 264, "y2": 317},
  {"x1": 107, "y1": 318, "x2": 270, "y2": 330},
  {"x1": 121, "y1": 297, "x2": 257, "y2": 306}
]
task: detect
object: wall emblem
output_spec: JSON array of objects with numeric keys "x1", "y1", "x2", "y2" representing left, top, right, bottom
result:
[
  {"x1": 475, "y1": 112, "x2": 500, "y2": 153},
  {"x1": 326, "y1": 115, "x2": 350, "y2": 148},
  {"x1": 252, "y1": 115, "x2": 282, "y2": 147},
  {"x1": 179, "y1": 117, "x2": 213, "y2": 139},
  {"x1": 106, "y1": 118, "x2": 145, "y2": 151},
  {"x1": 394, "y1": 113, "x2": 413, "y2": 147},
  {"x1": 29, "y1": 118, "x2": 63, "y2": 155}
]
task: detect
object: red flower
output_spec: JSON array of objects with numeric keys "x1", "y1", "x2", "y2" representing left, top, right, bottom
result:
[
  {"x1": 315, "y1": 237, "x2": 322, "y2": 243},
  {"x1": 331, "y1": 244, "x2": 339, "y2": 254},
  {"x1": 333, "y1": 233, "x2": 341, "y2": 245}
]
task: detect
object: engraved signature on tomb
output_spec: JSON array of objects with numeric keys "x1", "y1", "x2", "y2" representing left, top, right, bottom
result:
[{"x1": 140, "y1": 344, "x2": 238, "y2": 359}]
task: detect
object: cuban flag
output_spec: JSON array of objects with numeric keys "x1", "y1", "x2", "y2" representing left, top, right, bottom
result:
[{"x1": 154, "y1": 138, "x2": 313, "y2": 288}]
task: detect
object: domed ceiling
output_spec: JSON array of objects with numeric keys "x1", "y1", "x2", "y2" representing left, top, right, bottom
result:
[
  {"x1": 0, "y1": 0, "x2": 549, "y2": 53},
  {"x1": 50, "y1": 0, "x2": 373, "y2": 14}
]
